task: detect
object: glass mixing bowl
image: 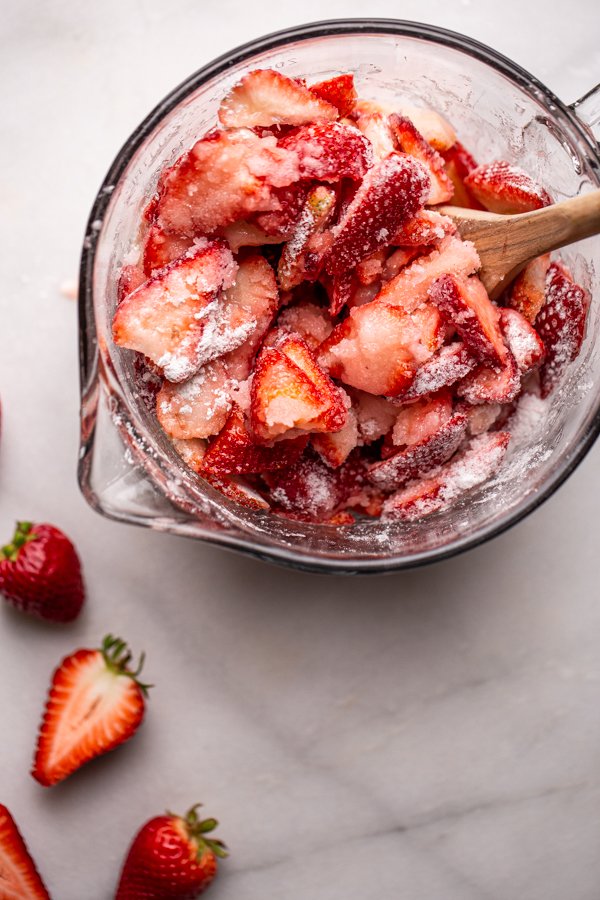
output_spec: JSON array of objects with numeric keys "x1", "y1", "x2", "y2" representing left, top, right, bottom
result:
[{"x1": 78, "y1": 19, "x2": 600, "y2": 574}]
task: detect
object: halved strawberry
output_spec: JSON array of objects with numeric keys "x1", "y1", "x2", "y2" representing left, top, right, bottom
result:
[
  {"x1": 309, "y1": 73, "x2": 357, "y2": 117},
  {"x1": 389, "y1": 391, "x2": 453, "y2": 447},
  {"x1": 312, "y1": 407, "x2": 359, "y2": 467},
  {"x1": 201, "y1": 406, "x2": 308, "y2": 475},
  {"x1": 32, "y1": 635, "x2": 149, "y2": 787},
  {"x1": 398, "y1": 342, "x2": 477, "y2": 401},
  {"x1": 500, "y1": 308, "x2": 545, "y2": 373},
  {"x1": 218, "y1": 69, "x2": 338, "y2": 127},
  {"x1": 276, "y1": 300, "x2": 334, "y2": 349},
  {"x1": 457, "y1": 352, "x2": 521, "y2": 404},
  {"x1": 381, "y1": 431, "x2": 510, "y2": 521},
  {"x1": 352, "y1": 390, "x2": 399, "y2": 443},
  {"x1": 399, "y1": 106, "x2": 456, "y2": 151},
  {"x1": 355, "y1": 112, "x2": 397, "y2": 161},
  {"x1": 154, "y1": 129, "x2": 301, "y2": 236},
  {"x1": 508, "y1": 254, "x2": 551, "y2": 323},
  {"x1": 391, "y1": 209, "x2": 456, "y2": 247},
  {"x1": 0, "y1": 805, "x2": 50, "y2": 899},
  {"x1": 278, "y1": 185, "x2": 337, "y2": 290},
  {"x1": 389, "y1": 114, "x2": 454, "y2": 204},
  {"x1": 369, "y1": 411, "x2": 468, "y2": 491},
  {"x1": 428, "y1": 273, "x2": 506, "y2": 365},
  {"x1": 323, "y1": 152, "x2": 431, "y2": 275},
  {"x1": 113, "y1": 240, "x2": 238, "y2": 382},
  {"x1": 251, "y1": 335, "x2": 348, "y2": 441},
  {"x1": 376, "y1": 235, "x2": 480, "y2": 313},
  {"x1": 441, "y1": 141, "x2": 483, "y2": 209},
  {"x1": 142, "y1": 225, "x2": 194, "y2": 275},
  {"x1": 464, "y1": 161, "x2": 552, "y2": 214},
  {"x1": 535, "y1": 262, "x2": 589, "y2": 397},
  {"x1": 279, "y1": 122, "x2": 372, "y2": 182}
]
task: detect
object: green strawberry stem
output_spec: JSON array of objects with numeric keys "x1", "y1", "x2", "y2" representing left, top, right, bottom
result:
[
  {"x1": 101, "y1": 635, "x2": 153, "y2": 695},
  {"x1": 175, "y1": 805, "x2": 229, "y2": 859},
  {"x1": 0, "y1": 521, "x2": 36, "y2": 561}
]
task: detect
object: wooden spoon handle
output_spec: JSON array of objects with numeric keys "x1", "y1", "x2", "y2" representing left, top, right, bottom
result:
[{"x1": 508, "y1": 188, "x2": 600, "y2": 259}]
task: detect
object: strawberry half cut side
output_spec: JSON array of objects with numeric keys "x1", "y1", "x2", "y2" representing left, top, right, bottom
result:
[{"x1": 0, "y1": 805, "x2": 50, "y2": 899}]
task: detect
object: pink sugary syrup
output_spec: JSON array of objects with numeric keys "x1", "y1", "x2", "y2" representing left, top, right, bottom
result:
[{"x1": 114, "y1": 69, "x2": 590, "y2": 524}]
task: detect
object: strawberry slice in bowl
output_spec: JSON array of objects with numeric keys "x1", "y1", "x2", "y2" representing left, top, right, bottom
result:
[
  {"x1": 218, "y1": 69, "x2": 338, "y2": 127},
  {"x1": 309, "y1": 73, "x2": 357, "y2": 117},
  {"x1": 428, "y1": 273, "x2": 507, "y2": 365},
  {"x1": 389, "y1": 113, "x2": 454, "y2": 204},
  {"x1": 278, "y1": 122, "x2": 373, "y2": 182},
  {"x1": 464, "y1": 161, "x2": 552, "y2": 214}
]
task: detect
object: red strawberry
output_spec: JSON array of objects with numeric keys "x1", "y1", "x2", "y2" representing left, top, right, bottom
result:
[
  {"x1": 398, "y1": 342, "x2": 477, "y2": 401},
  {"x1": 0, "y1": 521, "x2": 85, "y2": 623},
  {"x1": 508, "y1": 254, "x2": 551, "y2": 323},
  {"x1": 276, "y1": 300, "x2": 334, "y2": 349},
  {"x1": 441, "y1": 141, "x2": 483, "y2": 209},
  {"x1": 355, "y1": 249, "x2": 387, "y2": 285},
  {"x1": 390, "y1": 209, "x2": 456, "y2": 247},
  {"x1": 535, "y1": 262, "x2": 589, "y2": 397},
  {"x1": 309, "y1": 73, "x2": 357, "y2": 117},
  {"x1": 113, "y1": 240, "x2": 238, "y2": 382},
  {"x1": 457, "y1": 352, "x2": 521, "y2": 405},
  {"x1": 32, "y1": 635, "x2": 150, "y2": 786},
  {"x1": 279, "y1": 122, "x2": 372, "y2": 183},
  {"x1": 143, "y1": 224, "x2": 194, "y2": 275},
  {"x1": 253, "y1": 182, "x2": 308, "y2": 237},
  {"x1": 262, "y1": 450, "x2": 365, "y2": 521},
  {"x1": 353, "y1": 391, "x2": 399, "y2": 443},
  {"x1": 326, "y1": 270, "x2": 355, "y2": 316},
  {"x1": 388, "y1": 390, "x2": 453, "y2": 448},
  {"x1": 116, "y1": 804, "x2": 227, "y2": 899},
  {"x1": 157, "y1": 358, "x2": 235, "y2": 440},
  {"x1": 389, "y1": 114, "x2": 454, "y2": 204},
  {"x1": 399, "y1": 107, "x2": 456, "y2": 152},
  {"x1": 218, "y1": 69, "x2": 338, "y2": 127},
  {"x1": 323, "y1": 152, "x2": 431, "y2": 275},
  {"x1": 0, "y1": 805, "x2": 50, "y2": 899},
  {"x1": 201, "y1": 406, "x2": 308, "y2": 475},
  {"x1": 277, "y1": 185, "x2": 337, "y2": 290},
  {"x1": 118, "y1": 264, "x2": 146, "y2": 304},
  {"x1": 464, "y1": 161, "x2": 552, "y2": 214},
  {"x1": 369, "y1": 411, "x2": 468, "y2": 491},
  {"x1": 354, "y1": 111, "x2": 397, "y2": 161},
  {"x1": 500, "y1": 308, "x2": 545, "y2": 373},
  {"x1": 204, "y1": 473, "x2": 271, "y2": 511},
  {"x1": 312, "y1": 407, "x2": 359, "y2": 467},
  {"x1": 428, "y1": 273, "x2": 507, "y2": 365}
]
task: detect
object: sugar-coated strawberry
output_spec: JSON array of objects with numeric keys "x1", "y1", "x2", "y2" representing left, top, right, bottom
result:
[
  {"x1": 382, "y1": 431, "x2": 510, "y2": 520},
  {"x1": 204, "y1": 473, "x2": 271, "y2": 511},
  {"x1": 399, "y1": 106, "x2": 457, "y2": 151},
  {"x1": 253, "y1": 182, "x2": 308, "y2": 237},
  {"x1": 376, "y1": 236, "x2": 480, "y2": 313},
  {"x1": 32, "y1": 635, "x2": 150, "y2": 787},
  {"x1": 312, "y1": 407, "x2": 359, "y2": 467},
  {"x1": 391, "y1": 209, "x2": 456, "y2": 247},
  {"x1": 115, "y1": 804, "x2": 227, "y2": 899},
  {"x1": 201, "y1": 406, "x2": 308, "y2": 475},
  {"x1": 381, "y1": 247, "x2": 422, "y2": 282},
  {"x1": 323, "y1": 152, "x2": 431, "y2": 275},
  {"x1": 460, "y1": 402, "x2": 502, "y2": 436},
  {"x1": 278, "y1": 185, "x2": 337, "y2": 290},
  {"x1": 276, "y1": 300, "x2": 334, "y2": 349},
  {"x1": 352, "y1": 391, "x2": 399, "y2": 443},
  {"x1": 508, "y1": 254, "x2": 551, "y2": 323},
  {"x1": 428, "y1": 273, "x2": 506, "y2": 365},
  {"x1": 500, "y1": 308, "x2": 545, "y2": 373},
  {"x1": 251, "y1": 334, "x2": 348, "y2": 441},
  {"x1": 143, "y1": 225, "x2": 195, "y2": 275},
  {"x1": 389, "y1": 114, "x2": 454, "y2": 204},
  {"x1": 535, "y1": 262, "x2": 590, "y2": 397},
  {"x1": 309, "y1": 73, "x2": 357, "y2": 117},
  {"x1": 389, "y1": 391, "x2": 453, "y2": 448},
  {"x1": 398, "y1": 342, "x2": 477, "y2": 401},
  {"x1": 457, "y1": 352, "x2": 521, "y2": 404},
  {"x1": 0, "y1": 805, "x2": 50, "y2": 899},
  {"x1": 355, "y1": 249, "x2": 387, "y2": 285},
  {"x1": 0, "y1": 521, "x2": 85, "y2": 623},
  {"x1": 220, "y1": 220, "x2": 283, "y2": 252},
  {"x1": 370, "y1": 411, "x2": 468, "y2": 491},
  {"x1": 155, "y1": 129, "x2": 301, "y2": 236},
  {"x1": 279, "y1": 122, "x2": 372, "y2": 182},
  {"x1": 464, "y1": 161, "x2": 552, "y2": 214},
  {"x1": 441, "y1": 141, "x2": 483, "y2": 209},
  {"x1": 157, "y1": 359, "x2": 235, "y2": 440},
  {"x1": 218, "y1": 69, "x2": 338, "y2": 127},
  {"x1": 355, "y1": 111, "x2": 397, "y2": 161},
  {"x1": 113, "y1": 240, "x2": 238, "y2": 382},
  {"x1": 118, "y1": 264, "x2": 146, "y2": 303},
  {"x1": 262, "y1": 449, "x2": 364, "y2": 520}
]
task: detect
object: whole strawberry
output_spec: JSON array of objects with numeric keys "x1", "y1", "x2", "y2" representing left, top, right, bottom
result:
[
  {"x1": 0, "y1": 521, "x2": 85, "y2": 622},
  {"x1": 32, "y1": 635, "x2": 150, "y2": 786},
  {"x1": 116, "y1": 805, "x2": 227, "y2": 899}
]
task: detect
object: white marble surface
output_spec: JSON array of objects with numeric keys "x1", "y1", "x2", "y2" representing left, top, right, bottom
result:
[{"x1": 2, "y1": 1, "x2": 600, "y2": 897}]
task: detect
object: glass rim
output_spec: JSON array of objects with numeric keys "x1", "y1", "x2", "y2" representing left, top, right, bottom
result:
[{"x1": 78, "y1": 18, "x2": 600, "y2": 574}]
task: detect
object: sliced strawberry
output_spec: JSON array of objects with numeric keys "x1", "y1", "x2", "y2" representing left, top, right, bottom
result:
[
  {"x1": 276, "y1": 300, "x2": 334, "y2": 349},
  {"x1": 142, "y1": 225, "x2": 194, "y2": 275},
  {"x1": 218, "y1": 69, "x2": 338, "y2": 127},
  {"x1": 500, "y1": 308, "x2": 545, "y2": 373},
  {"x1": 441, "y1": 141, "x2": 483, "y2": 209},
  {"x1": 112, "y1": 240, "x2": 238, "y2": 382},
  {"x1": 508, "y1": 254, "x2": 551, "y2": 323},
  {"x1": 389, "y1": 114, "x2": 454, "y2": 204},
  {"x1": 157, "y1": 359, "x2": 234, "y2": 440},
  {"x1": 399, "y1": 106, "x2": 456, "y2": 151},
  {"x1": 535, "y1": 262, "x2": 590, "y2": 397},
  {"x1": 398, "y1": 342, "x2": 477, "y2": 401},
  {"x1": 253, "y1": 182, "x2": 308, "y2": 237},
  {"x1": 32, "y1": 635, "x2": 149, "y2": 787},
  {"x1": 278, "y1": 185, "x2": 337, "y2": 290},
  {"x1": 370, "y1": 411, "x2": 468, "y2": 491},
  {"x1": 309, "y1": 74, "x2": 357, "y2": 117},
  {"x1": 323, "y1": 152, "x2": 431, "y2": 275},
  {"x1": 428, "y1": 273, "x2": 506, "y2": 365},
  {"x1": 117, "y1": 264, "x2": 145, "y2": 304},
  {"x1": 352, "y1": 391, "x2": 399, "y2": 443},
  {"x1": 355, "y1": 112, "x2": 397, "y2": 161},
  {"x1": 279, "y1": 122, "x2": 372, "y2": 182},
  {"x1": 154, "y1": 129, "x2": 301, "y2": 236},
  {"x1": 312, "y1": 407, "x2": 359, "y2": 467},
  {"x1": 457, "y1": 352, "x2": 521, "y2": 404},
  {"x1": 381, "y1": 431, "x2": 510, "y2": 521},
  {"x1": 171, "y1": 437, "x2": 208, "y2": 471},
  {"x1": 356, "y1": 249, "x2": 388, "y2": 285},
  {"x1": 201, "y1": 406, "x2": 308, "y2": 475},
  {"x1": 390, "y1": 209, "x2": 456, "y2": 247},
  {"x1": 205, "y1": 473, "x2": 270, "y2": 510},
  {"x1": 0, "y1": 805, "x2": 50, "y2": 899},
  {"x1": 133, "y1": 355, "x2": 163, "y2": 412},
  {"x1": 390, "y1": 391, "x2": 453, "y2": 447},
  {"x1": 319, "y1": 302, "x2": 440, "y2": 396},
  {"x1": 460, "y1": 402, "x2": 502, "y2": 436},
  {"x1": 381, "y1": 247, "x2": 422, "y2": 282},
  {"x1": 220, "y1": 220, "x2": 284, "y2": 252},
  {"x1": 251, "y1": 335, "x2": 348, "y2": 442},
  {"x1": 464, "y1": 161, "x2": 552, "y2": 214},
  {"x1": 327, "y1": 270, "x2": 356, "y2": 316},
  {"x1": 262, "y1": 450, "x2": 364, "y2": 520},
  {"x1": 376, "y1": 235, "x2": 480, "y2": 313}
]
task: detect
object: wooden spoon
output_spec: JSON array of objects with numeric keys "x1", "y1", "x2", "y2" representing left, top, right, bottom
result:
[{"x1": 439, "y1": 189, "x2": 600, "y2": 299}]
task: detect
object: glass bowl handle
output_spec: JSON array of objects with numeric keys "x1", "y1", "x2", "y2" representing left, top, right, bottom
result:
[{"x1": 570, "y1": 82, "x2": 600, "y2": 143}]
